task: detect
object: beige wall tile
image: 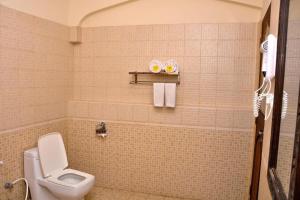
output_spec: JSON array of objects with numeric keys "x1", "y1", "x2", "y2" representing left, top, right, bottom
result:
[
  {"x1": 217, "y1": 74, "x2": 234, "y2": 91},
  {"x1": 68, "y1": 119, "x2": 252, "y2": 200},
  {"x1": 218, "y1": 24, "x2": 240, "y2": 40},
  {"x1": 233, "y1": 110, "x2": 254, "y2": 129},
  {"x1": 237, "y1": 40, "x2": 256, "y2": 58},
  {"x1": 201, "y1": 40, "x2": 218, "y2": 57},
  {"x1": 216, "y1": 109, "x2": 234, "y2": 128},
  {"x1": 75, "y1": 101, "x2": 89, "y2": 118},
  {"x1": 181, "y1": 72, "x2": 200, "y2": 88},
  {"x1": 198, "y1": 108, "x2": 216, "y2": 127},
  {"x1": 135, "y1": 25, "x2": 153, "y2": 41},
  {"x1": 183, "y1": 57, "x2": 201, "y2": 73},
  {"x1": 181, "y1": 107, "x2": 199, "y2": 125},
  {"x1": 285, "y1": 57, "x2": 300, "y2": 76},
  {"x1": 216, "y1": 90, "x2": 234, "y2": 108},
  {"x1": 217, "y1": 41, "x2": 236, "y2": 57},
  {"x1": 217, "y1": 57, "x2": 235, "y2": 74},
  {"x1": 199, "y1": 89, "x2": 216, "y2": 107},
  {"x1": 234, "y1": 57, "x2": 256, "y2": 74},
  {"x1": 152, "y1": 25, "x2": 169, "y2": 41},
  {"x1": 152, "y1": 41, "x2": 169, "y2": 57},
  {"x1": 185, "y1": 24, "x2": 202, "y2": 40},
  {"x1": 199, "y1": 74, "x2": 217, "y2": 90},
  {"x1": 88, "y1": 102, "x2": 104, "y2": 119},
  {"x1": 202, "y1": 24, "x2": 219, "y2": 40},
  {"x1": 118, "y1": 104, "x2": 133, "y2": 121},
  {"x1": 182, "y1": 88, "x2": 200, "y2": 105},
  {"x1": 103, "y1": 103, "x2": 119, "y2": 120},
  {"x1": 288, "y1": 21, "x2": 300, "y2": 39},
  {"x1": 239, "y1": 23, "x2": 257, "y2": 40},
  {"x1": 167, "y1": 41, "x2": 185, "y2": 56},
  {"x1": 133, "y1": 105, "x2": 149, "y2": 122},
  {"x1": 168, "y1": 24, "x2": 185, "y2": 40},
  {"x1": 287, "y1": 39, "x2": 300, "y2": 58},
  {"x1": 185, "y1": 40, "x2": 201, "y2": 56},
  {"x1": 200, "y1": 57, "x2": 218, "y2": 74}
]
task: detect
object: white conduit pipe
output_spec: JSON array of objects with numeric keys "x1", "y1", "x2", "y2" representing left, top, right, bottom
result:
[{"x1": 5, "y1": 178, "x2": 29, "y2": 200}]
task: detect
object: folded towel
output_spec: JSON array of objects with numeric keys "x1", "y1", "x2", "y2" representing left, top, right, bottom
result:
[
  {"x1": 153, "y1": 83, "x2": 165, "y2": 107},
  {"x1": 165, "y1": 83, "x2": 176, "y2": 108},
  {"x1": 164, "y1": 59, "x2": 178, "y2": 73},
  {"x1": 149, "y1": 60, "x2": 163, "y2": 73}
]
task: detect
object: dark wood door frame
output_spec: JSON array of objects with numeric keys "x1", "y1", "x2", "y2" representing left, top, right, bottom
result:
[
  {"x1": 249, "y1": 6, "x2": 271, "y2": 200},
  {"x1": 266, "y1": 0, "x2": 299, "y2": 199},
  {"x1": 250, "y1": 111, "x2": 265, "y2": 199}
]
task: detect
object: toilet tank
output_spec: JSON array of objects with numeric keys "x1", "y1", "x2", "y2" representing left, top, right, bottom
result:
[{"x1": 24, "y1": 148, "x2": 44, "y2": 181}]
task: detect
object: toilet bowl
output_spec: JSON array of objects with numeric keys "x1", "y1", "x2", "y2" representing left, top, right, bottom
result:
[{"x1": 24, "y1": 132, "x2": 95, "y2": 200}]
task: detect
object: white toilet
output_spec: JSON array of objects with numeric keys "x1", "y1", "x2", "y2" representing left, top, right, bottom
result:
[{"x1": 24, "y1": 132, "x2": 95, "y2": 200}]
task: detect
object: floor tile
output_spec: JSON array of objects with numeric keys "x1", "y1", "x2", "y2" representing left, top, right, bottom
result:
[
  {"x1": 146, "y1": 194, "x2": 165, "y2": 200},
  {"x1": 86, "y1": 187, "x2": 187, "y2": 200},
  {"x1": 164, "y1": 197, "x2": 183, "y2": 200},
  {"x1": 128, "y1": 192, "x2": 149, "y2": 200}
]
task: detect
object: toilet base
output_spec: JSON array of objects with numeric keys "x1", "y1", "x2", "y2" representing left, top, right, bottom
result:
[{"x1": 28, "y1": 180, "x2": 59, "y2": 200}]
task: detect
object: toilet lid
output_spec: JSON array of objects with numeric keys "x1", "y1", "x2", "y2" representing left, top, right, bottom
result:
[{"x1": 38, "y1": 132, "x2": 68, "y2": 177}]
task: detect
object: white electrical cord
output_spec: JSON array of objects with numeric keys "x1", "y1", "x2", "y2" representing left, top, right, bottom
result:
[
  {"x1": 281, "y1": 91, "x2": 288, "y2": 119},
  {"x1": 253, "y1": 78, "x2": 272, "y2": 117},
  {"x1": 12, "y1": 178, "x2": 29, "y2": 200},
  {"x1": 265, "y1": 93, "x2": 274, "y2": 120}
]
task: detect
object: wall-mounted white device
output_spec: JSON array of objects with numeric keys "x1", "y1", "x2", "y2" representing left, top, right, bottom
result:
[
  {"x1": 253, "y1": 34, "x2": 287, "y2": 120},
  {"x1": 260, "y1": 34, "x2": 277, "y2": 79}
]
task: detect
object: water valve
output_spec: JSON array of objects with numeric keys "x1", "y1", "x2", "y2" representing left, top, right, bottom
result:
[{"x1": 96, "y1": 121, "x2": 108, "y2": 138}]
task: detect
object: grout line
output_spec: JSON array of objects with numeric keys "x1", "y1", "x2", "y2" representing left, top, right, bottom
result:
[
  {"x1": 70, "y1": 117, "x2": 254, "y2": 133},
  {"x1": 0, "y1": 117, "x2": 67, "y2": 135}
]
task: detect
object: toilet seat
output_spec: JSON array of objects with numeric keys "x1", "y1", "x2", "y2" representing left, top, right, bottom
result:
[
  {"x1": 46, "y1": 169, "x2": 94, "y2": 188},
  {"x1": 38, "y1": 169, "x2": 95, "y2": 200}
]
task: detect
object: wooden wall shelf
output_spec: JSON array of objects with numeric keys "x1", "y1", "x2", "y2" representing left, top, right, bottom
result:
[{"x1": 128, "y1": 71, "x2": 180, "y2": 85}]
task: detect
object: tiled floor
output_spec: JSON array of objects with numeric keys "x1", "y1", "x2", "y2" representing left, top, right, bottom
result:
[{"x1": 86, "y1": 187, "x2": 190, "y2": 200}]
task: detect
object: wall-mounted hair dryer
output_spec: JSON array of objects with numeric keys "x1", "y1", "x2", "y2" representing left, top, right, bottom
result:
[
  {"x1": 261, "y1": 34, "x2": 277, "y2": 79},
  {"x1": 253, "y1": 34, "x2": 287, "y2": 120}
]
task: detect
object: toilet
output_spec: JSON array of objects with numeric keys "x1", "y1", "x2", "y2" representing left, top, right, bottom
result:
[{"x1": 24, "y1": 132, "x2": 95, "y2": 200}]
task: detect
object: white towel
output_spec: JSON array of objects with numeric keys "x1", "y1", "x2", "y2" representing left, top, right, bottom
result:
[
  {"x1": 165, "y1": 83, "x2": 176, "y2": 108},
  {"x1": 153, "y1": 83, "x2": 165, "y2": 107}
]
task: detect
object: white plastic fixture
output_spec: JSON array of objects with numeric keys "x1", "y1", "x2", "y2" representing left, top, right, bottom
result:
[
  {"x1": 253, "y1": 34, "x2": 279, "y2": 120},
  {"x1": 266, "y1": 34, "x2": 277, "y2": 79}
]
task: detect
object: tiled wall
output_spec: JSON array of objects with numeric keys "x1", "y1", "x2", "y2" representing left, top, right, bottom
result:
[
  {"x1": 0, "y1": 5, "x2": 73, "y2": 132},
  {"x1": 0, "y1": 6, "x2": 71, "y2": 199},
  {"x1": 68, "y1": 119, "x2": 252, "y2": 200},
  {"x1": 66, "y1": 23, "x2": 258, "y2": 199},
  {"x1": 0, "y1": 119, "x2": 67, "y2": 200},
  {"x1": 276, "y1": 19, "x2": 300, "y2": 195},
  {"x1": 0, "y1": 5, "x2": 260, "y2": 200},
  {"x1": 69, "y1": 23, "x2": 258, "y2": 129}
]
